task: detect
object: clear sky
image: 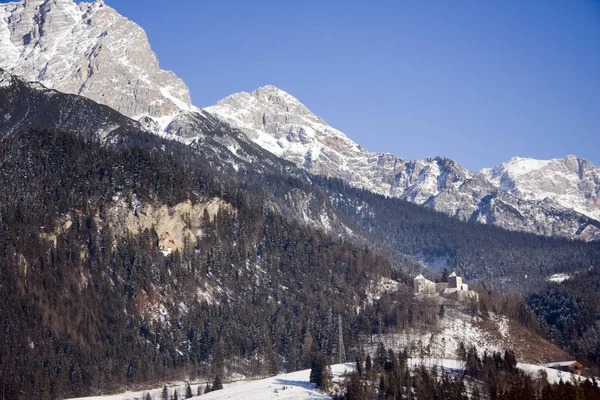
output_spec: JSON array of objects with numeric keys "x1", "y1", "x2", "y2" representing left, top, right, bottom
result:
[{"x1": 74, "y1": 1, "x2": 600, "y2": 170}]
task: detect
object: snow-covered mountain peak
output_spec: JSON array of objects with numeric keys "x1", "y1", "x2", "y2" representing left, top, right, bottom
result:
[
  {"x1": 212, "y1": 84, "x2": 327, "y2": 128},
  {"x1": 483, "y1": 155, "x2": 600, "y2": 220},
  {"x1": 0, "y1": 0, "x2": 192, "y2": 122}
]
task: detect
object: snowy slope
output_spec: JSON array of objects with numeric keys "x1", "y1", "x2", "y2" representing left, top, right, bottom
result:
[
  {"x1": 0, "y1": 0, "x2": 192, "y2": 127},
  {"x1": 363, "y1": 301, "x2": 569, "y2": 366},
  {"x1": 483, "y1": 156, "x2": 600, "y2": 221}
]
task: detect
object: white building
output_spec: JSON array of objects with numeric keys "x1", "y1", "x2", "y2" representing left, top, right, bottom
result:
[{"x1": 414, "y1": 271, "x2": 478, "y2": 301}]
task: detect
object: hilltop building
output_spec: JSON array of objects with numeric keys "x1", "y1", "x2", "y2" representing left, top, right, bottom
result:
[{"x1": 414, "y1": 272, "x2": 478, "y2": 301}]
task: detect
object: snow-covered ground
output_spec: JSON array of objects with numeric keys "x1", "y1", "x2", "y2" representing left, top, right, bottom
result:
[
  {"x1": 66, "y1": 380, "x2": 203, "y2": 400},
  {"x1": 67, "y1": 364, "x2": 355, "y2": 400},
  {"x1": 198, "y1": 363, "x2": 355, "y2": 400},
  {"x1": 362, "y1": 306, "x2": 511, "y2": 360},
  {"x1": 68, "y1": 358, "x2": 591, "y2": 400},
  {"x1": 517, "y1": 362, "x2": 588, "y2": 384}
]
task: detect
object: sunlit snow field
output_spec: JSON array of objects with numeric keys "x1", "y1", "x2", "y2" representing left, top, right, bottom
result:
[{"x1": 68, "y1": 359, "x2": 589, "y2": 400}]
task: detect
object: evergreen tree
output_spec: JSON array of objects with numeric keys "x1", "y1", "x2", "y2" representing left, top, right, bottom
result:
[
  {"x1": 185, "y1": 382, "x2": 193, "y2": 398},
  {"x1": 161, "y1": 385, "x2": 169, "y2": 400},
  {"x1": 365, "y1": 354, "x2": 372, "y2": 372},
  {"x1": 309, "y1": 353, "x2": 331, "y2": 391},
  {"x1": 376, "y1": 342, "x2": 387, "y2": 369},
  {"x1": 212, "y1": 375, "x2": 223, "y2": 391},
  {"x1": 441, "y1": 268, "x2": 449, "y2": 282}
]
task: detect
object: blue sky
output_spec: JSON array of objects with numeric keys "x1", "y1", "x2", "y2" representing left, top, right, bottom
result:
[{"x1": 72, "y1": 1, "x2": 600, "y2": 169}]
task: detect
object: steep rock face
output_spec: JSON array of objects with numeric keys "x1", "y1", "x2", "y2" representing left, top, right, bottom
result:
[
  {"x1": 206, "y1": 86, "x2": 600, "y2": 241},
  {"x1": 482, "y1": 156, "x2": 600, "y2": 221},
  {"x1": 0, "y1": 0, "x2": 191, "y2": 123}
]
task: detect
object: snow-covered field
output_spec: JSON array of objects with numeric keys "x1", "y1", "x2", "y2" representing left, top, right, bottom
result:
[
  {"x1": 198, "y1": 363, "x2": 355, "y2": 400},
  {"x1": 68, "y1": 364, "x2": 355, "y2": 400},
  {"x1": 68, "y1": 358, "x2": 592, "y2": 400}
]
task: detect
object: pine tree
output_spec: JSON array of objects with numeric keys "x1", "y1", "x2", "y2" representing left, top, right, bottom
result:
[
  {"x1": 197, "y1": 385, "x2": 203, "y2": 396},
  {"x1": 161, "y1": 385, "x2": 169, "y2": 400},
  {"x1": 185, "y1": 382, "x2": 193, "y2": 398},
  {"x1": 365, "y1": 354, "x2": 372, "y2": 372},
  {"x1": 376, "y1": 342, "x2": 387, "y2": 369},
  {"x1": 441, "y1": 268, "x2": 449, "y2": 282},
  {"x1": 212, "y1": 375, "x2": 223, "y2": 391},
  {"x1": 172, "y1": 388, "x2": 179, "y2": 400},
  {"x1": 309, "y1": 352, "x2": 331, "y2": 390},
  {"x1": 355, "y1": 357, "x2": 363, "y2": 376}
]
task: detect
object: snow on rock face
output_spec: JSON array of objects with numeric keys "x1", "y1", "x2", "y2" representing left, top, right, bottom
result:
[
  {"x1": 483, "y1": 156, "x2": 600, "y2": 221},
  {"x1": 206, "y1": 86, "x2": 472, "y2": 203},
  {"x1": 0, "y1": 0, "x2": 192, "y2": 121},
  {"x1": 206, "y1": 86, "x2": 600, "y2": 241}
]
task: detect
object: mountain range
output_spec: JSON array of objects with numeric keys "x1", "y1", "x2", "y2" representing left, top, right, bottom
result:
[
  {"x1": 3, "y1": 1, "x2": 600, "y2": 399},
  {"x1": 1, "y1": 0, "x2": 599, "y2": 241}
]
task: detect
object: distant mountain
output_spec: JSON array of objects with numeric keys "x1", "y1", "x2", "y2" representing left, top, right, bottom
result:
[
  {"x1": 482, "y1": 156, "x2": 600, "y2": 222},
  {"x1": 206, "y1": 86, "x2": 600, "y2": 241},
  {"x1": 0, "y1": 0, "x2": 192, "y2": 126}
]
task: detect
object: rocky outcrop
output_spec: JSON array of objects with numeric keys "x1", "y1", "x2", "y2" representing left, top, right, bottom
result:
[{"x1": 0, "y1": 0, "x2": 191, "y2": 124}]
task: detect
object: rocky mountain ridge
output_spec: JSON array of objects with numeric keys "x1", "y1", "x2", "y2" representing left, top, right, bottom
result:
[{"x1": 206, "y1": 86, "x2": 600, "y2": 240}]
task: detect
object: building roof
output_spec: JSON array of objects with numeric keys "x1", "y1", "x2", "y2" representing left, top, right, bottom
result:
[
  {"x1": 414, "y1": 274, "x2": 425, "y2": 280},
  {"x1": 546, "y1": 361, "x2": 579, "y2": 367},
  {"x1": 449, "y1": 272, "x2": 457, "y2": 278}
]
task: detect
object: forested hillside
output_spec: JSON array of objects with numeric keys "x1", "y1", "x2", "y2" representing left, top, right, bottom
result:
[
  {"x1": 318, "y1": 178, "x2": 600, "y2": 292},
  {"x1": 528, "y1": 268, "x2": 600, "y2": 369},
  {"x1": 0, "y1": 129, "x2": 397, "y2": 398}
]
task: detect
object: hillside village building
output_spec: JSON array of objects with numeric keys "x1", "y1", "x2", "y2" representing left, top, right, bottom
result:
[
  {"x1": 414, "y1": 272, "x2": 478, "y2": 301},
  {"x1": 545, "y1": 361, "x2": 583, "y2": 375}
]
